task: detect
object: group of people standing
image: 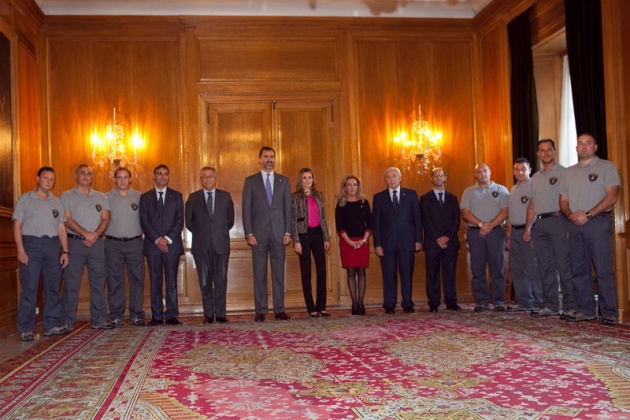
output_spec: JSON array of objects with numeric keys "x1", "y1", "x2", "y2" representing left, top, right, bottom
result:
[
  {"x1": 12, "y1": 134, "x2": 621, "y2": 341},
  {"x1": 466, "y1": 134, "x2": 620, "y2": 326}
]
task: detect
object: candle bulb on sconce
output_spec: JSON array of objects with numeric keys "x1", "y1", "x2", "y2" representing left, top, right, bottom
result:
[
  {"x1": 393, "y1": 105, "x2": 443, "y2": 175},
  {"x1": 91, "y1": 108, "x2": 142, "y2": 177}
]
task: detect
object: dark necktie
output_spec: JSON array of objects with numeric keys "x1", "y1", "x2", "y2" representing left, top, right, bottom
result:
[
  {"x1": 158, "y1": 191, "x2": 164, "y2": 208},
  {"x1": 266, "y1": 173, "x2": 273, "y2": 207},
  {"x1": 207, "y1": 191, "x2": 213, "y2": 216},
  {"x1": 438, "y1": 192, "x2": 444, "y2": 207},
  {"x1": 392, "y1": 190, "x2": 399, "y2": 211}
]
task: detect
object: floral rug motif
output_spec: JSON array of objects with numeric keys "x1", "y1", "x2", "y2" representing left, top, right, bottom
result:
[{"x1": 1, "y1": 310, "x2": 630, "y2": 419}]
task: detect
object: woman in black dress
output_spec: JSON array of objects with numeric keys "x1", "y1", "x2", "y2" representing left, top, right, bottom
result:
[{"x1": 335, "y1": 175, "x2": 372, "y2": 315}]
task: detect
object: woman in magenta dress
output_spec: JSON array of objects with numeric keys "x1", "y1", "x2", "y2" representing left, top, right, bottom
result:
[
  {"x1": 335, "y1": 175, "x2": 372, "y2": 315},
  {"x1": 291, "y1": 168, "x2": 331, "y2": 318}
]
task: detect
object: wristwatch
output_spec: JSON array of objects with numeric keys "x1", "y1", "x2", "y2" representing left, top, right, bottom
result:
[
  {"x1": 477, "y1": 221, "x2": 483, "y2": 228},
  {"x1": 586, "y1": 212, "x2": 593, "y2": 220}
]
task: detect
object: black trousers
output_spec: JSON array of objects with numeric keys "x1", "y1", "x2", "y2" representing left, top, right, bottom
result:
[{"x1": 298, "y1": 227, "x2": 327, "y2": 313}]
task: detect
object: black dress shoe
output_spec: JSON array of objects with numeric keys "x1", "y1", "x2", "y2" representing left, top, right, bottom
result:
[
  {"x1": 203, "y1": 317, "x2": 214, "y2": 324},
  {"x1": 385, "y1": 308, "x2": 395, "y2": 314},
  {"x1": 429, "y1": 306, "x2": 439, "y2": 312},
  {"x1": 216, "y1": 317, "x2": 229, "y2": 323},
  {"x1": 446, "y1": 304, "x2": 462, "y2": 311},
  {"x1": 309, "y1": 312, "x2": 319, "y2": 318},
  {"x1": 165, "y1": 317, "x2": 183, "y2": 325},
  {"x1": 403, "y1": 308, "x2": 415, "y2": 313},
  {"x1": 147, "y1": 319, "x2": 163, "y2": 326},
  {"x1": 254, "y1": 313, "x2": 265, "y2": 322},
  {"x1": 274, "y1": 312, "x2": 291, "y2": 320},
  {"x1": 319, "y1": 311, "x2": 331, "y2": 317}
]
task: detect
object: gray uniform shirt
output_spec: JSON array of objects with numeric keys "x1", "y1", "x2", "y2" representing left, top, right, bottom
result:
[
  {"x1": 13, "y1": 189, "x2": 67, "y2": 237},
  {"x1": 560, "y1": 156, "x2": 621, "y2": 212},
  {"x1": 461, "y1": 181, "x2": 510, "y2": 227},
  {"x1": 105, "y1": 187, "x2": 143, "y2": 238},
  {"x1": 531, "y1": 163, "x2": 565, "y2": 214},
  {"x1": 60, "y1": 186, "x2": 110, "y2": 234},
  {"x1": 509, "y1": 180, "x2": 533, "y2": 225}
]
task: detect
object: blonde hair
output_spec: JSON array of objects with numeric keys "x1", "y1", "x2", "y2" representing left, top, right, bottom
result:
[{"x1": 336, "y1": 175, "x2": 366, "y2": 207}]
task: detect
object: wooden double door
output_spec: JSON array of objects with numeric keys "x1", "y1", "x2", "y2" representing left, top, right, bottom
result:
[{"x1": 202, "y1": 100, "x2": 340, "y2": 313}]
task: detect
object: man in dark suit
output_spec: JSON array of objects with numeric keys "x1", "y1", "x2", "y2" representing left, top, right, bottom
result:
[
  {"x1": 420, "y1": 168, "x2": 461, "y2": 312},
  {"x1": 242, "y1": 146, "x2": 292, "y2": 322},
  {"x1": 140, "y1": 164, "x2": 184, "y2": 326},
  {"x1": 372, "y1": 167, "x2": 422, "y2": 314},
  {"x1": 185, "y1": 167, "x2": 235, "y2": 324}
]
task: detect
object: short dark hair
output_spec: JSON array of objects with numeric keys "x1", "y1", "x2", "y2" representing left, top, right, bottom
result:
[
  {"x1": 153, "y1": 164, "x2": 169, "y2": 174},
  {"x1": 37, "y1": 166, "x2": 55, "y2": 177},
  {"x1": 258, "y1": 146, "x2": 275, "y2": 158},
  {"x1": 578, "y1": 133, "x2": 597, "y2": 144},
  {"x1": 114, "y1": 167, "x2": 131, "y2": 178},
  {"x1": 537, "y1": 139, "x2": 556, "y2": 151},
  {"x1": 514, "y1": 157, "x2": 530, "y2": 167}
]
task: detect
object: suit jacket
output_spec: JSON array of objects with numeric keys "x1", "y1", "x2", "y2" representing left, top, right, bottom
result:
[
  {"x1": 290, "y1": 191, "x2": 330, "y2": 243},
  {"x1": 372, "y1": 187, "x2": 422, "y2": 252},
  {"x1": 139, "y1": 187, "x2": 184, "y2": 255},
  {"x1": 242, "y1": 171, "x2": 292, "y2": 243},
  {"x1": 185, "y1": 188, "x2": 235, "y2": 255},
  {"x1": 419, "y1": 190, "x2": 461, "y2": 251}
]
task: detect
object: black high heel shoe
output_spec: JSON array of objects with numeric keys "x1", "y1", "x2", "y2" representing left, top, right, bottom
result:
[
  {"x1": 319, "y1": 311, "x2": 331, "y2": 317},
  {"x1": 309, "y1": 312, "x2": 319, "y2": 318},
  {"x1": 358, "y1": 303, "x2": 366, "y2": 315},
  {"x1": 351, "y1": 303, "x2": 358, "y2": 315}
]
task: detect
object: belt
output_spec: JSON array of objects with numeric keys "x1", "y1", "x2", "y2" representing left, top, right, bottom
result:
[
  {"x1": 511, "y1": 224, "x2": 526, "y2": 229},
  {"x1": 68, "y1": 233, "x2": 86, "y2": 239},
  {"x1": 107, "y1": 235, "x2": 142, "y2": 242},
  {"x1": 537, "y1": 211, "x2": 563, "y2": 220}
]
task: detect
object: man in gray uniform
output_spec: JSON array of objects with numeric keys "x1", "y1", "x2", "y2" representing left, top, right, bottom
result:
[
  {"x1": 560, "y1": 133, "x2": 621, "y2": 325},
  {"x1": 461, "y1": 163, "x2": 509, "y2": 312},
  {"x1": 13, "y1": 167, "x2": 70, "y2": 341},
  {"x1": 105, "y1": 167, "x2": 145, "y2": 326},
  {"x1": 507, "y1": 158, "x2": 543, "y2": 311},
  {"x1": 60, "y1": 164, "x2": 116, "y2": 330},
  {"x1": 524, "y1": 139, "x2": 575, "y2": 319}
]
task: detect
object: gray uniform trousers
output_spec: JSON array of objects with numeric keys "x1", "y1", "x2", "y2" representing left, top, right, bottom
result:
[
  {"x1": 466, "y1": 226, "x2": 506, "y2": 306},
  {"x1": 566, "y1": 213, "x2": 618, "y2": 318},
  {"x1": 17, "y1": 236, "x2": 64, "y2": 332},
  {"x1": 105, "y1": 237, "x2": 145, "y2": 320},
  {"x1": 509, "y1": 226, "x2": 543, "y2": 308},
  {"x1": 61, "y1": 237, "x2": 109, "y2": 326},
  {"x1": 530, "y1": 216, "x2": 575, "y2": 312}
]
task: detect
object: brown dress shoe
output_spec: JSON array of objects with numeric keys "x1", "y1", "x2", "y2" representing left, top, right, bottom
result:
[
  {"x1": 274, "y1": 312, "x2": 291, "y2": 320},
  {"x1": 254, "y1": 313, "x2": 265, "y2": 322}
]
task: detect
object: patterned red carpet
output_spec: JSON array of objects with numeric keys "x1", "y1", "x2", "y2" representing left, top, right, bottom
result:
[{"x1": 1, "y1": 308, "x2": 629, "y2": 419}]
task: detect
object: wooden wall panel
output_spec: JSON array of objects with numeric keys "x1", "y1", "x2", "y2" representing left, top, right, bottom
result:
[
  {"x1": 602, "y1": 0, "x2": 630, "y2": 322},
  {"x1": 199, "y1": 38, "x2": 338, "y2": 82},
  {"x1": 44, "y1": 37, "x2": 181, "y2": 194},
  {"x1": 17, "y1": 39, "x2": 41, "y2": 191}
]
